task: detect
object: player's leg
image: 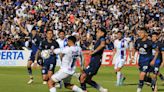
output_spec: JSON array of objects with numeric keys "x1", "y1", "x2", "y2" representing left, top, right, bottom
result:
[
  {"x1": 114, "y1": 60, "x2": 125, "y2": 86},
  {"x1": 63, "y1": 75, "x2": 83, "y2": 92},
  {"x1": 137, "y1": 65, "x2": 149, "y2": 92},
  {"x1": 158, "y1": 72, "x2": 164, "y2": 81},
  {"x1": 42, "y1": 65, "x2": 49, "y2": 84},
  {"x1": 48, "y1": 70, "x2": 70, "y2": 92},
  {"x1": 79, "y1": 72, "x2": 87, "y2": 91},
  {"x1": 85, "y1": 75, "x2": 108, "y2": 92},
  {"x1": 151, "y1": 66, "x2": 159, "y2": 92},
  {"x1": 27, "y1": 60, "x2": 34, "y2": 84}
]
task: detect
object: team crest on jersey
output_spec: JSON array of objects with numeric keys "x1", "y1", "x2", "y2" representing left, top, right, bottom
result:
[
  {"x1": 144, "y1": 44, "x2": 147, "y2": 48},
  {"x1": 45, "y1": 45, "x2": 48, "y2": 49},
  {"x1": 51, "y1": 46, "x2": 54, "y2": 49},
  {"x1": 137, "y1": 44, "x2": 140, "y2": 47}
]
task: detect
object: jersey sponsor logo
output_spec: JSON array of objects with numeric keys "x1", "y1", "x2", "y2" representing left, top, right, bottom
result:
[{"x1": 139, "y1": 48, "x2": 147, "y2": 54}]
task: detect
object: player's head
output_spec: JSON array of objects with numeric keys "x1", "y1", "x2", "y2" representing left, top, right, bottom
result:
[
  {"x1": 58, "y1": 30, "x2": 65, "y2": 40},
  {"x1": 117, "y1": 31, "x2": 123, "y2": 40},
  {"x1": 46, "y1": 29, "x2": 53, "y2": 40},
  {"x1": 96, "y1": 27, "x2": 107, "y2": 38},
  {"x1": 31, "y1": 27, "x2": 37, "y2": 36},
  {"x1": 151, "y1": 32, "x2": 159, "y2": 42},
  {"x1": 67, "y1": 36, "x2": 76, "y2": 46},
  {"x1": 139, "y1": 27, "x2": 147, "y2": 39}
]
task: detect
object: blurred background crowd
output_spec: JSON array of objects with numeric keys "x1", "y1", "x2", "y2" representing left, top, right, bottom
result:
[{"x1": 0, "y1": 0, "x2": 164, "y2": 50}]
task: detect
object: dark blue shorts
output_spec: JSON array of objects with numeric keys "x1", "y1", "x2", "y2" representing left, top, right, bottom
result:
[
  {"x1": 84, "y1": 56, "x2": 102, "y2": 76},
  {"x1": 42, "y1": 56, "x2": 56, "y2": 75},
  {"x1": 138, "y1": 62, "x2": 150, "y2": 73},
  {"x1": 149, "y1": 66, "x2": 160, "y2": 75}
]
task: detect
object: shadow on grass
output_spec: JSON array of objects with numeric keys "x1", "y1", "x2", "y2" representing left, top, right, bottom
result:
[
  {"x1": 158, "y1": 89, "x2": 164, "y2": 91},
  {"x1": 124, "y1": 83, "x2": 138, "y2": 86}
]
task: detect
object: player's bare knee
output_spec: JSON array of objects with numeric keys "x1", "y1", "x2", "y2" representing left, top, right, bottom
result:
[{"x1": 80, "y1": 73, "x2": 87, "y2": 82}]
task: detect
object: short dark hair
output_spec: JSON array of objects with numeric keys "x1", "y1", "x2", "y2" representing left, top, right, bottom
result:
[
  {"x1": 99, "y1": 27, "x2": 107, "y2": 37},
  {"x1": 58, "y1": 30, "x2": 65, "y2": 34},
  {"x1": 152, "y1": 32, "x2": 159, "y2": 36},
  {"x1": 46, "y1": 29, "x2": 53, "y2": 33},
  {"x1": 67, "y1": 36, "x2": 76, "y2": 44},
  {"x1": 139, "y1": 27, "x2": 147, "y2": 33},
  {"x1": 117, "y1": 31, "x2": 123, "y2": 34}
]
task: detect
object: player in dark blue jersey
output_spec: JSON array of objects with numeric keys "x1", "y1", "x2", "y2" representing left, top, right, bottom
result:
[
  {"x1": 79, "y1": 27, "x2": 108, "y2": 92},
  {"x1": 149, "y1": 32, "x2": 164, "y2": 91},
  {"x1": 18, "y1": 21, "x2": 43, "y2": 84},
  {"x1": 132, "y1": 27, "x2": 159, "y2": 92},
  {"x1": 35, "y1": 29, "x2": 59, "y2": 85}
]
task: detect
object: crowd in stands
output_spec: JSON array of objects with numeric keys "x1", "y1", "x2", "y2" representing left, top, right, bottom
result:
[{"x1": 0, "y1": 0, "x2": 164, "y2": 50}]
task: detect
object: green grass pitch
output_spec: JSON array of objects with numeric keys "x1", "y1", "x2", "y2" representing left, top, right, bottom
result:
[{"x1": 0, "y1": 66, "x2": 164, "y2": 92}]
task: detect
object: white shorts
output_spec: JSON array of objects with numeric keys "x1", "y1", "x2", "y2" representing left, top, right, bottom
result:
[
  {"x1": 114, "y1": 60, "x2": 125, "y2": 70},
  {"x1": 51, "y1": 70, "x2": 72, "y2": 83}
]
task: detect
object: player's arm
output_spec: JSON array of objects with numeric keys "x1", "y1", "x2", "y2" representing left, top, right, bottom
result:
[
  {"x1": 90, "y1": 39, "x2": 106, "y2": 55},
  {"x1": 17, "y1": 19, "x2": 29, "y2": 36},
  {"x1": 160, "y1": 48, "x2": 164, "y2": 68},
  {"x1": 150, "y1": 47, "x2": 159, "y2": 66},
  {"x1": 79, "y1": 52, "x2": 85, "y2": 72}
]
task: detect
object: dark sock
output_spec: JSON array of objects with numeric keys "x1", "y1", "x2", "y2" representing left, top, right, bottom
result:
[
  {"x1": 159, "y1": 73, "x2": 164, "y2": 80},
  {"x1": 27, "y1": 67, "x2": 32, "y2": 75},
  {"x1": 151, "y1": 79, "x2": 156, "y2": 91},
  {"x1": 138, "y1": 80, "x2": 144, "y2": 89},
  {"x1": 80, "y1": 83, "x2": 86, "y2": 90},
  {"x1": 87, "y1": 80, "x2": 101, "y2": 90}
]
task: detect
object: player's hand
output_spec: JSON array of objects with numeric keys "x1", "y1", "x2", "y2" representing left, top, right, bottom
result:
[
  {"x1": 150, "y1": 60, "x2": 155, "y2": 66},
  {"x1": 89, "y1": 51, "x2": 93, "y2": 56}
]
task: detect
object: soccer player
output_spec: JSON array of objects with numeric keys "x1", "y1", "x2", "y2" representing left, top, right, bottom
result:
[
  {"x1": 132, "y1": 28, "x2": 158, "y2": 92},
  {"x1": 48, "y1": 36, "x2": 83, "y2": 92},
  {"x1": 56, "y1": 30, "x2": 67, "y2": 88},
  {"x1": 35, "y1": 29, "x2": 59, "y2": 84},
  {"x1": 149, "y1": 32, "x2": 164, "y2": 91},
  {"x1": 113, "y1": 31, "x2": 128, "y2": 86},
  {"x1": 79, "y1": 27, "x2": 108, "y2": 92},
  {"x1": 18, "y1": 20, "x2": 43, "y2": 84}
]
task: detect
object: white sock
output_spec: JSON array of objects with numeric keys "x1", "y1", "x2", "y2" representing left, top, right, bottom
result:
[
  {"x1": 117, "y1": 72, "x2": 121, "y2": 85},
  {"x1": 72, "y1": 85, "x2": 83, "y2": 92},
  {"x1": 49, "y1": 87, "x2": 56, "y2": 92}
]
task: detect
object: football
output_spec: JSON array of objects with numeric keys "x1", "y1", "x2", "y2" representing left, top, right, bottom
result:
[{"x1": 41, "y1": 50, "x2": 50, "y2": 59}]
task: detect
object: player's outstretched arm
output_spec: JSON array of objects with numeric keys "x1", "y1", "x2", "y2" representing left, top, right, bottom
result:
[
  {"x1": 17, "y1": 19, "x2": 29, "y2": 36},
  {"x1": 90, "y1": 40, "x2": 106, "y2": 55}
]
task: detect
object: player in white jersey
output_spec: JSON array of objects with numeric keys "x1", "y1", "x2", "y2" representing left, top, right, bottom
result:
[
  {"x1": 56, "y1": 30, "x2": 67, "y2": 88},
  {"x1": 113, "y1": 31, "x2": 129, "y2": 86},
  {"x1": 48, "y1": 36, "x2": 84, "y2": 92}
]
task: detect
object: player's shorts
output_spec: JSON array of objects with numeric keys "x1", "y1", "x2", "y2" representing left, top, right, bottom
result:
[
  {"x1": 138, "y1": 61, "x2": 150, "y2": 73},
  {"x1": 51, "y1": 70, "x2": 72, "y2": 83},
  {"x1": 42, "y1": 56, "x2": 56, "y2": 74},
  {"x1": 84, "y1": 56, "x2": 102, "y2": 76},
  {"x1": 114, "y1": 59, "x2": 125, "y2": 70},
  {"x1": 149, "y1": 66, "x2": 160, "y2": 75}
]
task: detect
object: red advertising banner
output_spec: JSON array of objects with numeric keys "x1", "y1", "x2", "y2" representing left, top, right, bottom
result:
[{"x1": 76, "y1": 50, "x2": 139, "y2": 66}]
